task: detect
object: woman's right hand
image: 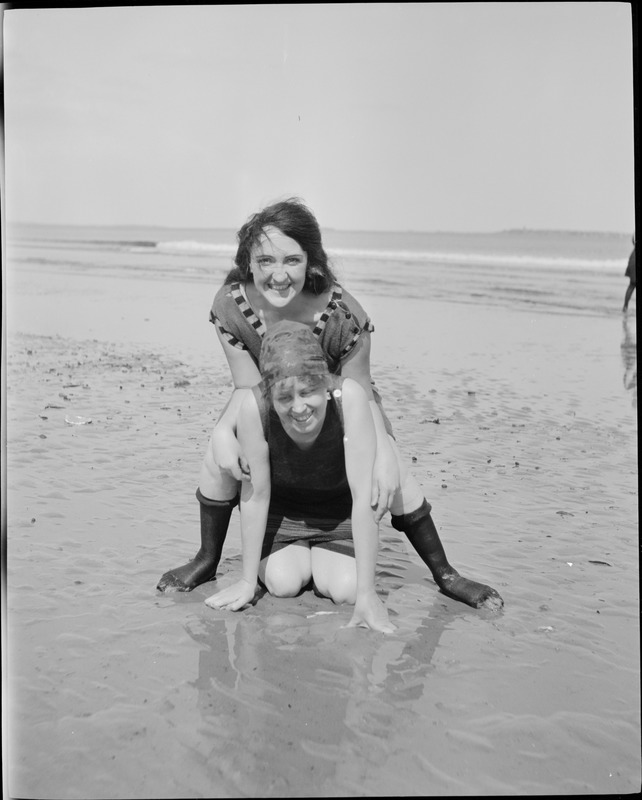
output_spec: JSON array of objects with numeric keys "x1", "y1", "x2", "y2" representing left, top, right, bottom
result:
[
  {"x1": 204, "y1": 579, "x2": 258, "y2": 612},
  {"x1": 346, "y1": 591, "x2": 396, "y2": 634},
  {"x1": 211, "y1": 426, "x2": 251, "y2": 481}
]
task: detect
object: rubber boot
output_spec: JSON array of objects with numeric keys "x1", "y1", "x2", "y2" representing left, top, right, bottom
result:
[
  {"x1": 156, "y1": 489, "x2": 238, "y2": 592},
  {"x1": 391, "y1": 499, "x2": 503, "y2": 610}
]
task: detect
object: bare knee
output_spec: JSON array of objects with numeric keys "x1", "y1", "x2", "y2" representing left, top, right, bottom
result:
[
  {"x1": 323, "y1": 569, "x2": 357, "y2": 605},
  {"x1": 328, "y1": 582, "x2": 356, "y2": 605},
  {"x1": 263, "y1": 561, "x2": 310, "y2": 598},
  {"x1": 311, "y1": 549, "x2": 357, "y2": 604}
]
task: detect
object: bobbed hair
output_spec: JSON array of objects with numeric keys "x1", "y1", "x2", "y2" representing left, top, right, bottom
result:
[{"x1": 224, "y1": 198, "x2": 337, "y2": 295}]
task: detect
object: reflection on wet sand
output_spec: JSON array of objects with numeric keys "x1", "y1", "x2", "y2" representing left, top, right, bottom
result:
[
  {"x1": 183, "y1": 551, "x2": 459, "y2": 796},
  {"x1": 621, "y1": 315, "x2": 637, "y2": 406}
]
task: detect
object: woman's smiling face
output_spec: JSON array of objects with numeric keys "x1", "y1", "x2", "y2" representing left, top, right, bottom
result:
[
  {"x1": 271, "y1": 376, "x2": 328, "y2": 444},
  {"x1": 249, "y1": 226, "x2": 308, "y2": 308}
]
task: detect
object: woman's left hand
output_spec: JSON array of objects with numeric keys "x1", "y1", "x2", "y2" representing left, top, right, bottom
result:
[
  {"x1": 204, "y1": 579, "x2": 258, "y2": 612},
  {"x1": 370, "y1": 445, "x2": 401, "y2": 522},
  {"x1": 346, "y1": 591, "x2": 396, "y2": 634}
]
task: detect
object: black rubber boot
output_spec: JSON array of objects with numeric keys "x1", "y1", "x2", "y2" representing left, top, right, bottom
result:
[
  {"x1": 391, "y1": 499, "x2": 503, "y2": 610},
  {"x1": 156, "y1": 489, "x2": 238, "y2": 592}
]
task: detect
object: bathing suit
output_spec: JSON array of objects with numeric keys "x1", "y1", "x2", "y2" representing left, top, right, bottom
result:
[
  {"x1": 211, "y1": 282, "x2": 372, "y2": 369},
  {"x1": 251, "y1": 378, "x2": 355, "y2": 559},
  {"x1": 211, "y1": 281, "x2": 393, "y2": 436}
]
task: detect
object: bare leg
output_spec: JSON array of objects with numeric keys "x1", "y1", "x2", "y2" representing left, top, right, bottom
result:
[
  {"x1": 310, "y1": 548, "x2": 357, "y2": 604},
  {"x1": 259, "y1": 544, "x2": 312, "y2": 597}
]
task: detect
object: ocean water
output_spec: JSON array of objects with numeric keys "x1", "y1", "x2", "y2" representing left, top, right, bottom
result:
[{"x1": 6, "y1": 222, "x2": 635, "y2": 318}]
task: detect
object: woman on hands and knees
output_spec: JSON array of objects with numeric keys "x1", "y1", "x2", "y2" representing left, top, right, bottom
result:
[{"x1": 204, "y1": 321, "x2": 394, "y2": 633}]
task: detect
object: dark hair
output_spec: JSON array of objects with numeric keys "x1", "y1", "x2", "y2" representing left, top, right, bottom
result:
[{"x1": 224, "y1": 198, "x2": 337, "y2": 294}]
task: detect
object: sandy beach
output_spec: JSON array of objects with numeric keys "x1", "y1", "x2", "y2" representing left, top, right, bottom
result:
[{"x1": 4, "y1": 242, "x2": 639, "y2": 797}]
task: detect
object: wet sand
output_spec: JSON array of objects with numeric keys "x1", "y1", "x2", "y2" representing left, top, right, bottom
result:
[{"x1": 4, "y1": 263, "x2": 639, "y2": 797}]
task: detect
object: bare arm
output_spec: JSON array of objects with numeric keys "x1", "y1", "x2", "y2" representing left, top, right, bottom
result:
[
  {"x1": 206, "y1": 328, "x2": 263, "y2": 482},
  {"x1": 214, "y1": 327, "x2": 262, "y2": 431},
  {"x1": 237, "y1": 394, "x2": 271, "y2": 585},
  {"x1": 340, "y1": 333, "x2": 400, "y2": 521},
  {"x1": 341, "y1": 378, "x2": 395, "y2": 633},
  {"x1": 205, "y1": 391, "x2": 271, "y2": 611}
]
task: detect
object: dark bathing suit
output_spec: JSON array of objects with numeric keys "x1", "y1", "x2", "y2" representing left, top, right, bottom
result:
[{"x1": 251, "y1": 379, "x2": 356, "y2": 560}]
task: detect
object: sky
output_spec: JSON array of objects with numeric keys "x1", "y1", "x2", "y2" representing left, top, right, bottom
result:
[{"x1": 1, "y1": 3, "x2": 636, "y2": 233}]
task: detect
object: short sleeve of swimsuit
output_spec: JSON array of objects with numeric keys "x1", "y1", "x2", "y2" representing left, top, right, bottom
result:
[
  {"x1": 315, "y1": 287, "x2": 374, "y2": 372},
  {"x1": 209, "y1": 282, "x2": 263, "y2": 361}
]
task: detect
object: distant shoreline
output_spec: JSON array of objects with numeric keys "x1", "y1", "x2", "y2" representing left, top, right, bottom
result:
[{"x1": 6, "y1": 220, "x2": 633, "y2": 239}]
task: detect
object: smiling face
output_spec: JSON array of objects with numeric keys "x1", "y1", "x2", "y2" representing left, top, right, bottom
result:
[
  {"x1": 249, "y1": 226, "x2": 308, "y2": 308},
  {"x1": 271, "y1": 375, "x2": 328, "y2": 445}
]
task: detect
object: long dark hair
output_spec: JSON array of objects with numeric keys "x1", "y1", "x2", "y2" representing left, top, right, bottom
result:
[{"x1": 224, "y1": 198, "x2": 337, "y2": 294}]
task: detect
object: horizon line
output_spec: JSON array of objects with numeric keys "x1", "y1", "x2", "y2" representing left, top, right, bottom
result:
[{"x1": 5, "y1": 220, "x2": 633, "y2": 238}]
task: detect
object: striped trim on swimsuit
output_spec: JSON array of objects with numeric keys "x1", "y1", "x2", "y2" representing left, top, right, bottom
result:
[
  {"x1": 211, "y1": 314, "x2": 248, "y2": 350},
  {"x1": 231, "y1": 283, "x2": 264, "y2": 334},
  {"x1": 327, "y1": 293, "x2": 374, "y2": 358},
  {"x1": 312, "y1": 287, "x2": 344, "y2": 337},
  {"x1": 213, "y1": 283, "x2": 372, "y2": 355},
  {"x1": 227, "y1": 283, "x2": 347, "y2": 342},
  {"x1": 209, "y1": 283, "x2": 259, "y2": 350}
]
